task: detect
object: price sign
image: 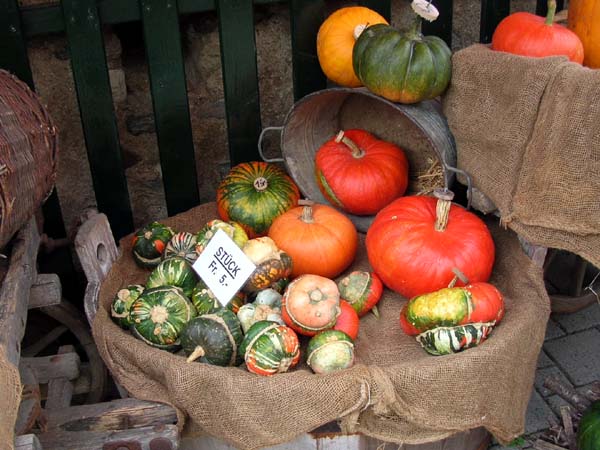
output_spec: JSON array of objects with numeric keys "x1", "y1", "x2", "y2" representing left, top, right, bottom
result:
[{"x1": 192, "y1": 229, "x2": 256, "y2": 307}]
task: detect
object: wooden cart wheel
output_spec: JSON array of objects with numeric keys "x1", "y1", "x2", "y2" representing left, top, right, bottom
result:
[{"x1": 22, "y1": 301, "x2": 107, "y2": 405}]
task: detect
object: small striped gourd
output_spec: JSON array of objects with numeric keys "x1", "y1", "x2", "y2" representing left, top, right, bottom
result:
[
  {"x1": 132, "y1": 222, "x2": 175, "y2": 268},
  {"x1": 110, "y1": 284, "x2": 145, "y2": 329},
  {"x1": 164, "y1": 232, "x2": 200, "y2": 264},
  {"x1": 146, "y1": 257, "x2": 198, "y2": 298}
]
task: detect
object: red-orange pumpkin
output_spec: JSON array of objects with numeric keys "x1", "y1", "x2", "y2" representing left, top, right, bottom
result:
[
  {"x1": 365, "y1": 190, "x2": 495, "y2": 299},
  {"x1": 315, "y1": 129, "x2": 409, "y2": 216},
  {"x1": 281, "y1": 274, "x2": 341, "y2": 336},
  {"x1": 491, "y1": 0, "x2": 584, "y2": 63},
  {"x1": 268, "y1": 201, "x2": 358, "y2": 279}
]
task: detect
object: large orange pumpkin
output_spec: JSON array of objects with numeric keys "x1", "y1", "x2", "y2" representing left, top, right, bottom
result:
[
  {"x1": 268, "y1": 201, "x2": 358, "y2": 279},
  {"x1": 366, "y1": 190, "x2": 495, "y2": 299},
  {"x1": 317, "y1": 6, "x2": 388, "y2": 87},
  {"x1": 568, "y1": 0, "x2": 600, "y2": 68}
]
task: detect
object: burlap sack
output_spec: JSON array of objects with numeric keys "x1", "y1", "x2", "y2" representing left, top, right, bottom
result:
[
  {"x1": 0, "y1": 345, "x2": 21, "y2": 450},
  {"x1": 92, "y1": 202, "x2": 549, "y2": 449},
  {"x1": 443, "y1": 44, "x2": 600, "y2": 268}
]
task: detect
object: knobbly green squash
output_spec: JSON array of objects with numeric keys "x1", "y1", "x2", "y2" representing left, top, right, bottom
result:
[
  {"x1": 132, "y1": 222, "x2": 175, "y2": 268},
  {"x1": 416, "y1": 322, "x2": 495, "y2": 356},
  {"x1": 111, "y1": 284, "x2": 145, "y2": 329},
  {"x1": 191, "y1": 279, "x2": 247, "y2": 315},
  {"x1": 129, "y1": 286, "x2": 197, "y2": 350},
  {"x1": 195, "y1": 219, "x2": 249, "y2": 254},
  {"x1": 180, "y1": 309, "x2": 244, "y2": 366},
  {"x1": 146, "y1": 257, "x2": 198, "y2": 298},
  {"x1": 240, "y1": 320, "x2": 300, "y2": 376},
  {"x1": 163, "y1": 232, "x2": 200, "y2": 264},
  {"x1": 306, "y1": 330, "x2": 355, "y2": 374},
  {"x1": 352, "y1": 1, "x2": 451, "y2": 104}
]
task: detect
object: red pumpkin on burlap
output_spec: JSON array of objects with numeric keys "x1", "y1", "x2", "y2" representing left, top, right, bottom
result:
[
  {"x1": 491, "y1": 0, "x2": 584, "y2": 64},
  {"x1": 315, "y1": 129, "x2": 409, "y2": 216},
  {"x1": 365, "y1": 189, "x2": 495, "y2": 299}
]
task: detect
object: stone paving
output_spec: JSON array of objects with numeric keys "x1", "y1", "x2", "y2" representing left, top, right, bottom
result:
[{"x1": 489, "y1": 302, "x2": 600, "y2": 449}]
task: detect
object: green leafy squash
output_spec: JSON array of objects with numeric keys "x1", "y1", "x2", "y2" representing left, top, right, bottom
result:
[
  {"x1": 132, "y1": 222, "x2": 175, "y2": 268},
  {"x1": 146, "y1": 257, "x2": 198, "y2": 298},
  {"x1": 163, "y1": 232, "x2": 200, "y2": 264},
  {"x1": 415, "y1": 322, "x2": 495, "y2": 356},
  {"x1": 111, "y1": 284, "x2": 145, "y2": 329},
  {"x1": 578, "y1": 401, "x2": 600, "y2": 450},
  {"x1": 240, "y1": 320, "x2": 300, "y2": 376},
  {"x1": 180, "y1": 309, "x2": 244, "y2": 366},
  {"x1": 352, "y1": 19, "x2": 451, "y2": 104},
  {"x1": 129, "y1": 286, "x2": 197, "y2": 350}
]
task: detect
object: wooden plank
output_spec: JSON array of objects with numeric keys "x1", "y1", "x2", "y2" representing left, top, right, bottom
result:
[
  {"x1": 0, "y1": 219, "x2": 40, "y2": 366},
  {"x1": 38, "y1": 424, "x2": 178, "y2": 450},
  {"x1": 15, "y1": 434, "x2": 42, "y2": 450},
  {"x1": 20, "y1": 0, "x2": 283, "y2": 38},
  {"x1": 46, "y1": 345, "x2": 75, "y2": 410},
  {"x1": 479, "y1": 0, "x2": 510, "y2": 44},
  {"x1": 289, "y1": 0, "x2": 327, "y2": 101},
  {"x1": 45, "y1": 397, "x2": 177, "y2": 431},
  {"x1": 74, "y1": 212, "x2": 118, "y2": 284},
  {"x1": 421, "y1": 0, "x2": 453, "y2": 47},
  {"x1": 16, "y1": 362, "x2": 42, "y2": 436},
  {"x1": 21, "y1": 352, "x2": 80, "y2": 383},
  {"x1": 0, "y1": 0, "x2": 34, "y2": 86},
  {"x1": 216, "y1": 0, "x2": 262, "y2": 164},
  {"x1": 358, "y1": 0, "x2": 391, "y2": 22},
  {"x1": 61, "y1": 0, "x2": 134, "y2": 240},
  {"x1": 139, "y1": 0, "x2": 200, "y2": 215},
  {"x1": 28, "y1": 273, "x2": 62, "y2": 309}
]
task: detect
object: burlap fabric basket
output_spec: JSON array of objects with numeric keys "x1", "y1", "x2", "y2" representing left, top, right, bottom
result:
[
  {"x1": 443, "y1": 44, "x2": 600, "y2": 269},
  {"x1": 93, "y1": 202, "x2": 549, "y2": 449}
]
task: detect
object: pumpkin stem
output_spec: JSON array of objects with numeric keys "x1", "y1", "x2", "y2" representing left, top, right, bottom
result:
[
  {"x1": 545, "y1": 0, "x2": 557, "y2": 25},
  {"x1": 253, "y1": 176, "x2": 269, "y2": 191},
  {"x1": 433, "y1": 188, "x2": 454, "y2": 232},
  {"x1": 298, "y1": 199, "x2": 315, "y2": 223},
  {"x1": 335, "y1": 131, "x2": 365, "y2": 158},
  {"x1": 447, "y1": 268, "x2": 469, "y2": 288},
  {"x1": 186, "y1": 345, "x2": 206, "y2": 363},
  {"x1": 353, "y1": 23, "x2": 369, "y2": 40}
]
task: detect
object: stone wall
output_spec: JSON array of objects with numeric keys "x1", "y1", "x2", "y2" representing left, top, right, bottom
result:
[{"x1": 26, "y1": 0, "x2": 539, "y2": 236}]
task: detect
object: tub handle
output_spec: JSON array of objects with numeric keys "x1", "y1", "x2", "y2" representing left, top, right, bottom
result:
[
  {"x1": 258, "y1": 126, "x2": 285, "y2": 163},
  {"x1": 444, "y1": 165, "x2": 473, "y2": 211}
]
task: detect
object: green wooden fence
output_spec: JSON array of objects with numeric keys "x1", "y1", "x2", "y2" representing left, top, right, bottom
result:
[{"x1": 0, "y1": 0, "x2": 562, "y2": 239}]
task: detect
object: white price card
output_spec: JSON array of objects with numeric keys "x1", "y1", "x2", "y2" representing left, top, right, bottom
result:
[{"x1": 192, "y1": 229, "x2": 256, "y2": 307}]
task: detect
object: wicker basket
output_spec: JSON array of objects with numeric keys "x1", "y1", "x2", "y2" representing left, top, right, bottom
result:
[{"x1": 0, "y1": 69, "x2": 58, "y2": 250}]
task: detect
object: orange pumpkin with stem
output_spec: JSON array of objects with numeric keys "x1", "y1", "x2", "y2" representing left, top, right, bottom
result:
[
  {"x1": 568, "y1": 0, "x2": 600, "y2": 68},
  {"x1": 281, "y1": 274, "x2": 341, "y2": 336},
  {"x1": 317, "y1": 6, "x2": 388, "y2": 87},
  {"x1": 268, "y1": 200, "x2": 358, "y2": 279}
]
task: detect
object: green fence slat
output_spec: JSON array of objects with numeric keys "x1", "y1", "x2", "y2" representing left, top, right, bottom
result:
[
  {"x1": 479, "y1": 0, "x2": 509, "y2": 43},
  {"x1": 0, "y1": 0, "x2": 34, "y2": 86},
  {"x1": 216, "y1": 0, "x2": 261, "y2": 165},
  {"x1": 139, "y1": 0, "x2": 199, "y2": 215},
  {"x1": 421, "y1": 0, "x2": 453, "y2": 47},
  {"x1": 358, "y1": 0, "x2": 391, "y2": 22},
  {"x1": 62, "y1": 0, "x2": 133, "y2": 239},
  {"x1": 290, "y1": 0, "x2": 326, "y2": 101}
]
